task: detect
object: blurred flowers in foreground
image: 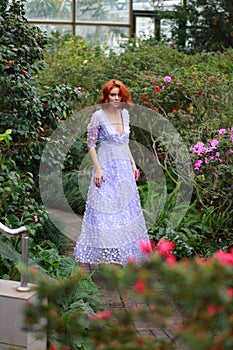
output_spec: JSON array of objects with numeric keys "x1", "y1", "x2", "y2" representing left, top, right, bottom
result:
[{"x1": 23, "y1": 239, "x2": 233, "y2": 350}]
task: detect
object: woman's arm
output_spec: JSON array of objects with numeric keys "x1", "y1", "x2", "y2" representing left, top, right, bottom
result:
[{"x1": 88, "y1": 147, "x2": 105, "y2": 187}]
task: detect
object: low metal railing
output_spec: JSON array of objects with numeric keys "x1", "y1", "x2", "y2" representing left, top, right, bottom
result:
[{"x1": 0, "y1": 222, "x2": 31, "y2": 292}]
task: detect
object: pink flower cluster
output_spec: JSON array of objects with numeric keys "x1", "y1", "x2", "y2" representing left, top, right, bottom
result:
[{"x1": 190, "y1": 127, "x2": 233, "y2": 171}]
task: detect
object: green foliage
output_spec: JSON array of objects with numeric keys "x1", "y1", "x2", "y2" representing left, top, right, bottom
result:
[
  {"x1": 0, "y1": 157, "x2": 47, "y2": 230},
  {"x1": 0, "y1": 0, "x2": 46, "y2": 150},
  {"x1": 24, "y1": 265, "x2": 103, "y2": 350},
  {"x1": 173, "y1": 0, "x2": 233, "y2": 52},
  {"x1": 34, "y1": 218, "x2": 69, "y2": 254},
  {"x1": 23, "y1": 250, "x2": 233, "y2": 350}
]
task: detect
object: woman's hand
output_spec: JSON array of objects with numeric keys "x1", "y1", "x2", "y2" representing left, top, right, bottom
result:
[
  {"x1": 131, "y1": 163, "x2": 139, "y2": 181},
  {"x1": 94, "y1": 169, "x2": 105, "y2": 188}
]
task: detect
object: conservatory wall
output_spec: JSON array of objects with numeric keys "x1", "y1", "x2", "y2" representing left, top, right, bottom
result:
[{"x1": 22, "y1": 1, "x2": 183, "y2": 46}]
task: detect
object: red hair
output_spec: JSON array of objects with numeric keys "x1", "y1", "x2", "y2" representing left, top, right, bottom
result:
[{"x1": 98, "y1": 79, "x2": 132, "y2": 106}]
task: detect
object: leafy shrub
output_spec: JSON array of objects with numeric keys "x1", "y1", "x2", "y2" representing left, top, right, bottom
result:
[
  {"x1": 24, "y1": 264, "x2": 104, "y2": 350},
  {"x1": 23, "y1": 240, "x2": 233, "y2": 350},
  {"x1": 173, "y1": 0, "x2": 233, "y2": 52}
]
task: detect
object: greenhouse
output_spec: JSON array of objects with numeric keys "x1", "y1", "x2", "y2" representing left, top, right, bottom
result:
[
  {"x1": 24, "y1": 0, "x2": 182, "y2": 46},
  {"x1": 0, "y1": 1, "x2": 233, "y2": 350}
]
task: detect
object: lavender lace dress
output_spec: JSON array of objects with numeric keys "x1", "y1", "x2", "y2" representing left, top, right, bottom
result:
[{"x1": 74, "y1": 108, "x2": 151, "y2": 265}]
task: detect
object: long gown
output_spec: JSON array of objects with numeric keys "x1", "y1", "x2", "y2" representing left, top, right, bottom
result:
[{"x1": 74, "y1": 107, "x2": 151, "y2": 265}]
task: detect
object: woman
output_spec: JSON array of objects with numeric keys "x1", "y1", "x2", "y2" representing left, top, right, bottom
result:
[{"x1": 74, "y1": 79, "x2": 152, "y2": 265}]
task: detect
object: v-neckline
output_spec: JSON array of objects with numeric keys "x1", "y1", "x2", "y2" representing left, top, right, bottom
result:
[{"x1": 102, "y1": 109, "x2": 124, "y2": 138}]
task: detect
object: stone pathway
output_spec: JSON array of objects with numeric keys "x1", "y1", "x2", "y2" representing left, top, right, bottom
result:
[
  {"x1": 49, "y1": 208, "x2": 183, "y2": 349},
  {"x1": 88, "y1": 264, "x2": 183, "y2": 348}
]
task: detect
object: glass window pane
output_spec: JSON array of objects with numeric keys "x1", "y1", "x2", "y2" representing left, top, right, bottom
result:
[
  {"x1": 76, "y1": 0, "x2": 129, "y2": 23},
  {"x1": 36, "y1": 24, "x2": 72, "y2": 35},
  {"x1": 76, "y1": 25, "x2": 128, "y2": 46},
  {"x1": 25, "y1": 0, "x2": 72, "y2": 20},
  {"x1": 136, "y1": 17, "x2": 154, "y2": 38},
  {"x1": 133, "y1": 1, "x2": 181, "y2": 11},
  {"x1": 160, "y1": 19, "x2": 175, "y2": 40}
]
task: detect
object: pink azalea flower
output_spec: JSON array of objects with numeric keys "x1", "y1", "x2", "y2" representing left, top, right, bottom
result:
[
  {"x1": 164, "y1": 76, "x2": 172, "y2": 82},
  {"x1": 218, "y1": 128, "x2": 226, "y2": 135},
  {"x1": 190, "y1": 141, "x2": 206, "y2": 156},
  {"x1": 208, "y1": 139, "x2": 219, "y2": 149},
  {"x1": 193, "y1": 159, "x2": 202, "y2": 171},
  {"x1": 226, "y1": 149, "x2": 233, "y2": 154},
  {"x1": 34, "y1": 215, "x2": 39, "y2": 222}
]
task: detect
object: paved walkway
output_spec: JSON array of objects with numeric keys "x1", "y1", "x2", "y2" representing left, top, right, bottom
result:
[
  {"x1": 88, "y1": 264, "x2": 183, "y2": 348},
  {"x1": 50, "y1": 208, "x2": 183, "y2": 348}
]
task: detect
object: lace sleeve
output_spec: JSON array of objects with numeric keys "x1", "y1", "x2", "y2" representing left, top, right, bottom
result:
[{"x1": 87, "y1": 113, "x2": 100, "y2": 148}]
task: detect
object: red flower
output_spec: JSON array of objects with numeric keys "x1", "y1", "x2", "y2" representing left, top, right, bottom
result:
[
  {"x1": 48, "y1": 344, "x2": 59, "y2": 350},
  {"x1": 153, "y1": 107, "x2": 158, "y2": 112},
  {"x1": 139, "y1": 239, "x2": 152, "y2": 255},
  {"x1": 53, "y1": 117, "x2": 59, "y2": 121},
  {"x1": 213, "y1": 250, "x2": 233, "y2": 266},
  {"x1": 7, "y1": 60, "x2": 14, "y2": 67},
  {"x1": 195, "y1": 47, "x2": 199, "y2": 51},
  {"x1": 207, "y1": 304, "x2": 218, "y2": 316},
  {"x1": 211, "y1": 77, "x2": 216, "y2": 84},
  {"x1": 170, "y1": 41, "x2": 175, "y2": 47},
  {"x1": 20, "y1": 69, "x2": 26, "y2": 74},
  {"x1": 145, "y1": 101, "x2": 151, "y2": 107},
  {"x1": 134, "y1": 279, "x2": 146, "y2": 293},
  {"x1": 165, "y1": 254, "x2": 177, "y2": 266},
  {"x1": 154, "y1": 86, "x2": 160, "y2": 92},
  {"x1": 88, "y1": 309, "x2": 111, "y2": 321},
  {"x1": 172, "y1": 108, "x2": 179, "y2": 114},
  {"x1": 226, "y1": 287, "x2": 233, "y2": 297},
  {"x1": 157, "y1": 239, "x2": 175, "y2": 257},
  {"x1": 128, "y1": 256, "x2": 136, "y2": 265},
  {"x1": 142, "y1": 94, "x2": 147, "y2": 100},
  {"x1": 196, "y1": 257, "x2": 211, "y2": 266},
  {"x1": 136, "y1": 336, "x2": 145, "y2": 344},
  {"x1": 42, "y1": 101, "x2": 48, "y2": 107}
]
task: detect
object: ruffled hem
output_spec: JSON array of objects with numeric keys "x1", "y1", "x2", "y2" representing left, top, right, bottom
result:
[{"x1": 74, "y1": 235, "x2": 150, "y2": 266}]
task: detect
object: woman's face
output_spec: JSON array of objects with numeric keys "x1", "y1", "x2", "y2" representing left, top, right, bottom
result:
[{"x1": 108, "y1": 87, "x2": 122, "y2": 107}]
